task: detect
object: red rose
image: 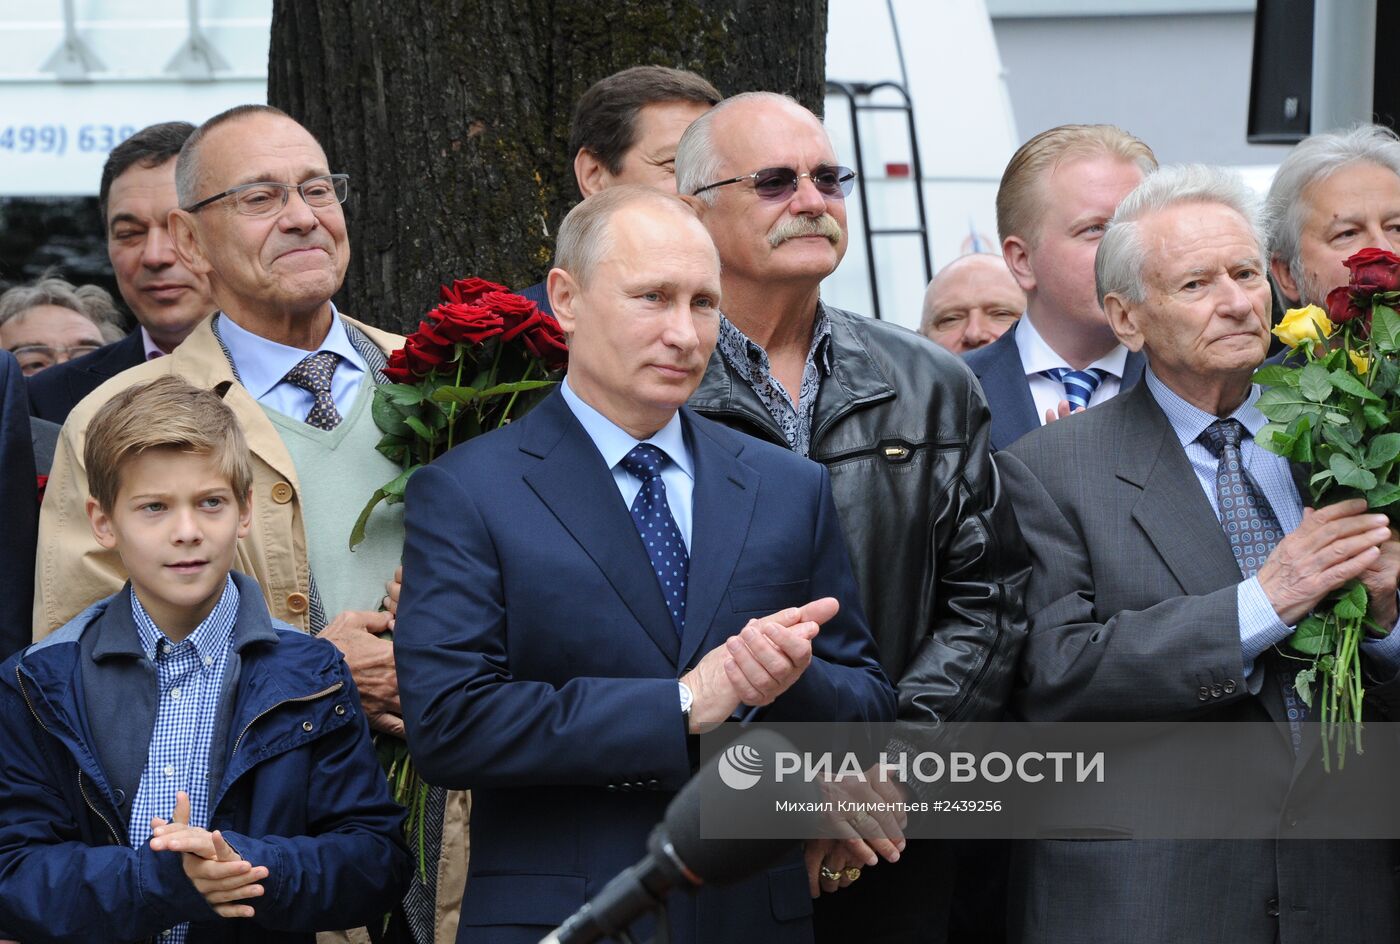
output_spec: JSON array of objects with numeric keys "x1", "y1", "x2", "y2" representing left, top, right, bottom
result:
[
  {"x1": 431, "y1": 302, "x2": 504, "y2": 344},
  {"x1": 1344, "y1": 247, "x2": 1400, "y2": 295},
  {"x1": 440, "y1": 277, "x2": 508, "y2": 306},
  {"x1": 403, "y1": 335, "x2": 450, "y2": 374},
  {"x1": 523, "y1": 318, "x2": 569, "y2": 372},
  {"x1": 382, "y1": 348, "x2": 415, "y2": 383},
  {"x1": 1326, "y1": 286, "x2": 1366, "y2": 325}
]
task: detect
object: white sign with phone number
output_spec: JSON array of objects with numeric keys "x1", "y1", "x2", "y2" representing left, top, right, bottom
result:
[{"x1": 1, "y1": 80, "x2": 265, "y2": 197}]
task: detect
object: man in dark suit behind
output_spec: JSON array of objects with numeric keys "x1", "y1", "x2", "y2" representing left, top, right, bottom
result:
[
  {"x1": 966, "y1": 124, "x2": 1156, "y2": 451},
  {"x1": 28, "y1": 122, "x2": 214, "y2": 424},
  {"x1": 395, "y1": 186, "x2": 895, "y2": 944},
  {"x1": 0, "y1": 350, "x2": 37, "y2": 659},
  {"x1": 1000, "y1": 164, "x2": 1400, "y2": 943}
]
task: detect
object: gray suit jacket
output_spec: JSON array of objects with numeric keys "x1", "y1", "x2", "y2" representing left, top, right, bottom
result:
[{"x1": 998, "y1": 380, "x2": 1400, "y2": 944}]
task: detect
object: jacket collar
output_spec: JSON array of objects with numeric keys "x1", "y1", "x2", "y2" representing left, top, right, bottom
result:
[
  {"x1": 690, "y1": 302, "x2": 895, "y2": 445},
  {"x1": 89, "y1": 572, "x2": 281, "y2": 663}
]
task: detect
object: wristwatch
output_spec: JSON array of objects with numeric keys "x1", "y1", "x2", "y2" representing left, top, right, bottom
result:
[{"x1": 678, "y1": 680, "x2": 694, "y2": 723}]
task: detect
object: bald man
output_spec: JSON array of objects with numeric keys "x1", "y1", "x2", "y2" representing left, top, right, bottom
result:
[{"x1": 919, "y1": 253, "x2": 1025, "y2": 354}]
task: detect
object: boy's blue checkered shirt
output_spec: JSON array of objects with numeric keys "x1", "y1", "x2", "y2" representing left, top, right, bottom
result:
[{"x1": 127, "y1": 577, "x2": 239, "y2": 943}]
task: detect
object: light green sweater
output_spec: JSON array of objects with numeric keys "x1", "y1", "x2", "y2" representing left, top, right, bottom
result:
[{"x1": 262, "y1": 374, "x2": 406, "y2": 619}]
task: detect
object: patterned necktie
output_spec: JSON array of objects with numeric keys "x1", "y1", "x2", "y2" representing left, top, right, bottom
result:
[
  {"x1": 1198, "y1": 418, "x2": 1306, "y2": 747},
  {"x1": 282, "y1": 351, "x2": 342, "y2": 430},
  {"x1": 620, "y1": 444, "x2": 689, "y2": 634},
  {"x1": 1042, "y1": 367, "x2": 1108, "y2": 412}
]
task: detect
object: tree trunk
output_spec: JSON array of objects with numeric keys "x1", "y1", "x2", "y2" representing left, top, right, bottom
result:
[{"x1": 268, "y1": 0, "x2": 828, "y2": 333}]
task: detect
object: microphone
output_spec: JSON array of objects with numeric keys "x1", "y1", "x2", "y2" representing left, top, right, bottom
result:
[{"x1": 540, "y1": 728, "x2": 817, "y2": 944}]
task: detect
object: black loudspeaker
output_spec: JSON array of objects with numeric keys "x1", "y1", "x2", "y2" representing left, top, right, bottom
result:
[
  {"x1": 1248, "y1": 0, "x2": 1315, "y2": 143},
  {"x1": 1375, "y1": 2, "x2": 1400, "y2": 130},
  {"x1": 1249, "y1": 0, "x2": 1400, "y2": 143}
]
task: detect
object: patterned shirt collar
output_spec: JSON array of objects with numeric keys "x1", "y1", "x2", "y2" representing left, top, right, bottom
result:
[
  {"x1": 1144, "y1": 367, "x2": 1268, "y2": 447},
  {"x1": 716, "y1": 303, "x2": 833, "y2": 455},
  {"x1": 130, "y1": 575, "x2": 240, "y2": 663}
]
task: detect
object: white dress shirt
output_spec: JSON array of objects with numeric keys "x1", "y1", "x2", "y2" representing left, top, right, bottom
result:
[
  {"x1": 216, "y1": 304, "x2": 367, "y2": 420},
  {"x1": 1016, "y1": 313, "x2": 1128, "y2": 421}
]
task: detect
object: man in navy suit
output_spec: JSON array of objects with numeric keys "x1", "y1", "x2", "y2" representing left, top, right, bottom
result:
[
  {"x1": 28, "y1": 122, "x2": 214, "y2": 424},
  {"x1": 0, "y1": 350, "x2": 37, "y2": 659},
  {"x1": 395, "y1": 186, "x2": 895, "y2": 944},
  {"x1": 965, "y1": 124, "x2": 1156, "y2": 450}
]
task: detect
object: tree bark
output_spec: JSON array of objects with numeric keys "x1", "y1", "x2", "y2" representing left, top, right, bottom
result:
[{"x1": 268, "y1": 0, "x2": 828, "y2": 333}]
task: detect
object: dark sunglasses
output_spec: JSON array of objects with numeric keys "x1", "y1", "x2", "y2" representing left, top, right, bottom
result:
[{"x1": 693, "y1": 165, "x2": 857, "y2": 201}]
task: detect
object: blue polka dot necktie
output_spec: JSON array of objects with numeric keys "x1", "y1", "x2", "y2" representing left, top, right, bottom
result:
[
  {"x1": 620, "y1": 444, "x2": 688, "y2": 635},
  {"x1": 1042, "y1": 367, "x2": 1108, "y2": 412},
  {"x1": 1198, "y1": 418, "x2": 1306, "y2": 745},
  {"x1": 283, "y1": 351, "x2": 342, "y2": 430}
]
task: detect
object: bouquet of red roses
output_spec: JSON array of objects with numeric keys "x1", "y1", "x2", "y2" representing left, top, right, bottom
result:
[
  {"x1": 352, "y1": 277, "x2": 565, "y2": 880},
  {"x1": 1256, "y1": 248, "x2": 1400, "y2": 768},
  {"x1": 350, "y1": 277, "x2": 566, "y2": 547}
]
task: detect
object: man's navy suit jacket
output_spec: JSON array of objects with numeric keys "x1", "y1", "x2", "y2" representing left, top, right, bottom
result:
[
  {"x1": 395, "y1": 389, "x2": 895, "y2": 944},
  {"x1": 516, "y1": 279, "x2": 554, "y2": 317},
  {"x1": 27, "y1": 329, "x2": 145, "y2": 425},
  {"x1": 963, "y1": 319, "x2": 1146, "y2": 451},
  {"x1": 0, "y1": 351, "x2": 37, "y2": 659}
]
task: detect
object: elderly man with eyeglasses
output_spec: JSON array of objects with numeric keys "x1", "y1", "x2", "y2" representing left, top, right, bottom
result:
[
  {"x1": 33, "y1": 105, "x2": 467, "y2": 944},
  {"x1": 675, "y1": 92, "x2": 1029, "y2": 942}
]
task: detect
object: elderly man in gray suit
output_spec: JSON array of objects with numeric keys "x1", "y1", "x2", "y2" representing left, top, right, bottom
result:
[{"x1": 998, "y1": 164, "x2": 1400, "y2": 943}]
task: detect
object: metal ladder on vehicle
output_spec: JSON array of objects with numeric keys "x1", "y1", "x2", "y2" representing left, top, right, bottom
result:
[{"x1": 825, "y1": 80, "x2": 934, "y2": 321}]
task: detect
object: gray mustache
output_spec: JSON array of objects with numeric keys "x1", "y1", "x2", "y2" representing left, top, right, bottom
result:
[{"x1": 768, "y1": 214, "x2": 843, "y2": 248}]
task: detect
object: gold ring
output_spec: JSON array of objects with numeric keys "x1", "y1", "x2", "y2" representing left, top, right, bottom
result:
[
  {"x1": 820, "y1": 866, "x2": 842, "y2": 882},
  {"x1": 844, "y1": 867, "x2": 862, "y2": 882},
  {"x1": 851, "y1": 810, "x2": 874, "y2": 826}
]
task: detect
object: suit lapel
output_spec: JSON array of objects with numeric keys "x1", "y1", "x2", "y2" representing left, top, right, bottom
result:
[
  {"x1": 521, "y1": 393, "x2": 680, "y2": 664},
  {"x1": 1117, "y1": 384, "x2": 1240, "y2": 597},
  {"x1": 676, "y1": 411, "x2": 760, "y2": 671},
  {"x1": 972, "y1": 324, "x2": 1039, "y2": 451}
]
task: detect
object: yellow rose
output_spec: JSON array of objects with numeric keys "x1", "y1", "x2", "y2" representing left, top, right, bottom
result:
[
  {"x1": 1272, "y1": 304, "x2": 1334, "y2": 348},
  {"x1": 1349, "y1": 349, "x2": 1371, "y2": 375}
]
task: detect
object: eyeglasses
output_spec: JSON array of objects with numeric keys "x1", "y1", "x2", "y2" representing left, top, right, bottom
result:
[
  {"x1": 693, "y1": 165, "x2": 856, "y2": 201},
  {"x1": 9, "y1": 342, "x2": 104, "y2": 375},
  {"x1": 183, "y1": 173, "x2": 350, "y2": 217}
]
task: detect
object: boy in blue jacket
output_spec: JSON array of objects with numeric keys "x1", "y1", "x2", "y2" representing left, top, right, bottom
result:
[{"x1": 0, "y1": 376, "x2": 407, "y2": 942}]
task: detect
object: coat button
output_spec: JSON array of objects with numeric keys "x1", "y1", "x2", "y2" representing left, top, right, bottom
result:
[
  {"x1": 1223, "y1": 679, "x2": 1237, "y2": 694},
  {"x1": 334, "y1": 704, "x2": 347, "y2": 716},
  {"x1": 270, "y1": 482, "x2": 294, "y2": 504},
  {"x1": 1210, "y1": 684, "x2": 1223, "y2": 698},
  {"x1": 286, "y1": 592, "x2": 309, "y2": 614},
  {"x1": 1198, "y1": 686, "x2": 1210, "y2": 701},
  {"x1": 302, "y1": 721, "x2": 314, "y2": 732},
  {"x1": 1266, "y1": 897, "x2": 1280, "y2": 917}
]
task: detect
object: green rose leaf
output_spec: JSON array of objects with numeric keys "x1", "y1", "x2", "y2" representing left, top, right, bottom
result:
[
  {"x1": 1364, "y1": 403, "x2": 1391, "y2": 429},
  {"x1": 431, "y1": 385, "x2": 484, "y2": 407},
  {"x1": 1366, "y1": 481, "x2": 1400, "y2": 508},
  {"x1": 1290, "y1": 615, "x2": 1334, "y2": 656},
  {"x1": 1294, "y1": 666, "x2": 1316, "y2": 708},
  {"x1": 475, "y1": 379, "x2": 558, "y2": 397},
  {"x1": 1367, "y1": 433, "x2": 1400, "y2": 468},
  {"x1": 1328, "y1": 368, "x2": 1381, "y2": 401},
  {"x1": 1256, "y1": 422, "x2": 1292, "y2": 458},
  {"x1": 381, "y1": 383, "x2": 426, "y2": 406},
  {"x1": 1300, "y1": 362, "x2": 1333, "y2": 402},
  {"x1": 1371, "y1": 304, "x2": 1400, "y2": 353},
  {"x1": 371, "y1": 395, "x2": 411, "y2": 436},
  {"x1": 1329, "y1": 453, "x2": 1378, "y2": 491},
  {"x1": 404, "y1": 416, "x2": 435, "y2": 440},
  {"x1": 1256, "y1": 386, "x2": 1320, "y2": 423},
  {"x1": 1334, "y1": 582, "x2": 1369, "y2": 621},
  {"x1": 1253, "y1": 364, "x2": 1301, "y2": 387}
]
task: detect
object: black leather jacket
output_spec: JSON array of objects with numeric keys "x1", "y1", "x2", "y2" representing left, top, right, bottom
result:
[{"x1": 690, "y1": 304, "x2": 1029, "y2": 722}]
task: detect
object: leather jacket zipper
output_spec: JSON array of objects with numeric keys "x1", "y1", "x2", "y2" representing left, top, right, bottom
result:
[
  {"x1": 229, "y1": 681, "x2": 343, "y2": 758},
  {"x1": 16, "y1": 666, "x2": 123, "y2": 847}
]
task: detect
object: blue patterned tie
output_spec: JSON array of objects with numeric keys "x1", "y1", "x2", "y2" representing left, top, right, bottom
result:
[
  {"x1": 1198, "y1": 419, "x2": 1306, "y2": 748},
  {"x1": 620, "y1": 444, "x2": 688, "y2": 634},
  {"x1": 1042, "y1": 367, "x2": 1107, "y2": 412},
  {"x1": 283, "y1": 351, "x2": 342, "y2": 430}
]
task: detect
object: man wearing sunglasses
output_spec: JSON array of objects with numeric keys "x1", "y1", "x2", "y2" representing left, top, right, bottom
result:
[
  {"x1": 677, "y1": 92, "x2": 1029, "y2": 942},
  {"x1": 32, "y1": 105, "x2": 467, "y2": 944}
]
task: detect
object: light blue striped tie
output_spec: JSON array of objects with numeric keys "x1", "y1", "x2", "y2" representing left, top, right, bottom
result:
[{"x1": 1042, "y1": 367, "x2": 1108, "y2": 412}]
